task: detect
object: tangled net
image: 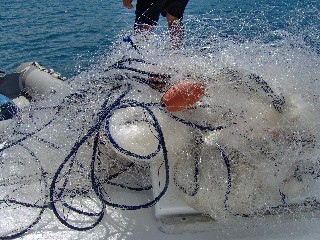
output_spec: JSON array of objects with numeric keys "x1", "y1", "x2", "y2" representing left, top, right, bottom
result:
[{"x1": 1, "y1": 5, "x2": 320, "y2": 238}]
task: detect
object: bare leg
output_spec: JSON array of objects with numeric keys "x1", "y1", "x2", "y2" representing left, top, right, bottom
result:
[{"x1": 166, "y1": 12, "x2": 184, "y2": 49}]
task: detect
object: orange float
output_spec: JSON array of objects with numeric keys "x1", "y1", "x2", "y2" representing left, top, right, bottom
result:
[{"x1": 161, "y1": 79, "x2": 205, "y2": 112}]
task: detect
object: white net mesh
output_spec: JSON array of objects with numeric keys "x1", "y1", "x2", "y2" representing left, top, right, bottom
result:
[{"x1": 1, "y1": 2, "x2": 320, "y2": 239}]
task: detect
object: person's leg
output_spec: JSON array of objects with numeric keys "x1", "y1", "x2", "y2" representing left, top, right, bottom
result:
[
  {"x1": 162, "y1": 0, "x2": 189, "y2": 48},
  {"x1": 166, "y1": 13, "x2": 184, "y2": 49}
]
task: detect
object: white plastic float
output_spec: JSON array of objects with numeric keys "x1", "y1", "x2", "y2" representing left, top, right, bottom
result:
[{"x1": 0, "y1": 62, "x2": 70, "y2": 132}]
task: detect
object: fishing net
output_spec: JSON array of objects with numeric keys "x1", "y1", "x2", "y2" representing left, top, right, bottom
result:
[{"x1": 1, "y1": 2, "x2": 320, "y2": 239}]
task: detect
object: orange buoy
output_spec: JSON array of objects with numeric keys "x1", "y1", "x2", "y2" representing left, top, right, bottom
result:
[{"x1": 161, "y1": 79, "x2": 205, "y2": 112}]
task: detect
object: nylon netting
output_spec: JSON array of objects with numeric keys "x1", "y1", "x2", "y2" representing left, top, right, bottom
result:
[{"x1": 1, "y1": 2, "x2": 320, "y2": 239}]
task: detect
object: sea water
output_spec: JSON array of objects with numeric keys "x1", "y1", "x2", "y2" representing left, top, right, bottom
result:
[
  {"x1": 0, "y1": 0, "x2": 318, "y2": 77},
  {"x1": 0, "y1": 0, "x2": 320, "y2": 239}
]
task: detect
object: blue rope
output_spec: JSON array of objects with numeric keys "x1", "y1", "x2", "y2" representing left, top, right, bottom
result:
[
  {"x1": 216, "y1": 144, "x2": 232, "y2": 211},
  {"x1": 104, "y1": 100, "x2": 162, "y2": 160},
  {"x1": 92, "y1": 98, "x2": 170, "y2": 210},
  {"x1": 49, "y1": 86, "x2": 129, "y2": 231},
  {"x1": 0, "y1": 144, "x2": 48, "y2": 240}
]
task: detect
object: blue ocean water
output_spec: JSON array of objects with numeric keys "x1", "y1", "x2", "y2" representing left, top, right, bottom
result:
[{"x1": 0, "y1": 0, "x2": 319, "y2": 78}]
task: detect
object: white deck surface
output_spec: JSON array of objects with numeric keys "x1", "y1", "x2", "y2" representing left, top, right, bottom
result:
[
  {"x1": 14, "y1": 165, "x2": 320, "y2": 240},
  {"x1": 19, "y1": 201, "x2": 320, "y2": 240}
]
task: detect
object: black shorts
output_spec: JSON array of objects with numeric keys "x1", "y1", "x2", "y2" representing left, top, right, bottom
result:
[{"x1": 135, "y1": 0, "x2": 189, "y2": 26}]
